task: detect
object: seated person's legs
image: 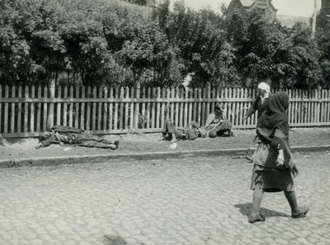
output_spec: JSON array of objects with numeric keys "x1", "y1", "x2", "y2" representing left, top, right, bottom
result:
[
  {"x1": 208, "y1": 129, "x2": 217, "y2": 138},
  {"x1": 216, "y1": 129, "x2": 230, "y2": 137},
  {"x1": 162, "y1": 118, "x2": 179, "y2": 141},
  {"x1": 208, "y1": 120, "x2": 234, "y2": 138},
  {"x1": 215, "y1": 120, "x2": 234, "y2": 137}
]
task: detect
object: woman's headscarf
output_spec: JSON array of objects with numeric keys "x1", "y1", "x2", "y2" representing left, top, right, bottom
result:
[
  {"x1": 257, "y1": 82, "x2": 271, "y2": 93},
  {"x1": 257, "y1": 91, "x2": 289, "y2": 141},
  {"x1": 256, "y1": 92, "x2": 298, "y2": 176}
]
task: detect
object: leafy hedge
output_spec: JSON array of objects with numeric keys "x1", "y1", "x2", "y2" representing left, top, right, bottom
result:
[{"x1": 0, "y1": 0, "x2": 329, "y2": 89}]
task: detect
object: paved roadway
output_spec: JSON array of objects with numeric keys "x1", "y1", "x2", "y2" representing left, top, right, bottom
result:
[{"x1": 0, "y1": 152, "x2": 329, "y2": 245}]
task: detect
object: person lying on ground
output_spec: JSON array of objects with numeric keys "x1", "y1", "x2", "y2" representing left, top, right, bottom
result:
[
  {"x1": 35, "y1": 125, "x2": 119, "y2": 150},
  {"x1": 204, "y1": 103, "x2": 234, "y2": 138},
  {"x1": 162, "y1": 119, "x2": 207, "y2": 142}
]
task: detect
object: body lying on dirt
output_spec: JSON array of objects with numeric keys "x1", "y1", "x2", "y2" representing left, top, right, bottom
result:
[
  {"x1": 162, "y1": 103, "x2": 234, "y2": 142},
  {"x1": 36, "y1": 125, "x2": 119, "y2": 150},
  {"x1": 162, "y1": 119, "x2": 207, "y2": 142}
]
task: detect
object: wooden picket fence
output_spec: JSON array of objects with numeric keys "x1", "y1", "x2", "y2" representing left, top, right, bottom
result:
[{"x1": 0, "y1": 82, "x2": 330, "y2": 138}]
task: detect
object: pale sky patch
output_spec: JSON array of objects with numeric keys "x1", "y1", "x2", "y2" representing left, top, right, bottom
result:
[{"x1": 169, "y1": 0, "x2": 321, "y2": 17}]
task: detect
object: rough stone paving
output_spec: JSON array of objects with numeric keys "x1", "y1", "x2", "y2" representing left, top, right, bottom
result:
[
  {"x1": 0, "y1": 152, "x2": 329, "y2": 245},
  {"x1": 0, "y1": 127, "x2": 329, "y2": 244}
]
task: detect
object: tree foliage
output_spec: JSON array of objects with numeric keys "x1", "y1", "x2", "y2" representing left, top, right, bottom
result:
[
  {"x1": 0, "y1": 0, "x2": 328, "y2": 89},
  {"x1": 223, "y1": 10, "x2": 322, "y2": 89},
  {"x1": 316, "y1": 13, "x2": 330, "y2": 88}
]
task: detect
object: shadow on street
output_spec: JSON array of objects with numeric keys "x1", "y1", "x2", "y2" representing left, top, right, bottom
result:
[
  {"x1": 103, "y1": 235, "x2": 127, "y2": 245},
  {"x1": 235, "y1": 203, "x2": 289, "y2": 218}
]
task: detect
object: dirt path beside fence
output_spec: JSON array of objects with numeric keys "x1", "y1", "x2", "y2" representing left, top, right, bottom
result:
[{"x1": 1, "y1": 128, "x2": 330, "y2": 165}]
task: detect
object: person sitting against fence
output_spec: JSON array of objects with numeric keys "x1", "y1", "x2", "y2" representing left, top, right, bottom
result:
[
  {"x1": 204, "y1": 103, "x2": 234, "y2": 138},
  {"x1": 35, "y1": 125, "x2": 119, "y2": 150},
  {"x1": 162, "y1": 119, "x2": 206, "y2": 142}
]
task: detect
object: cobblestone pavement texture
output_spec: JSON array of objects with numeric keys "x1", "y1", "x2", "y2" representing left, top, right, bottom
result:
[
  {"x1": 1, "y1": 128, "x2": 330, "y2": 166},
  {"x1": 0, "y1": 152, "x2": 329, "y2": 245}
]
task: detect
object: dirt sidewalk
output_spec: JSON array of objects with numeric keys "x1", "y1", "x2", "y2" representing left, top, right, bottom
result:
[{"x1": 1, "y1": 128, "x2": 330, "y2": 167}]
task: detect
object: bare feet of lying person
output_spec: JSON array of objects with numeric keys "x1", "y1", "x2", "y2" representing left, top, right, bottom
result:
[
  {"x1": 114, "y1": 140, "x2": 120, "y2": 149},
  {"x1": 170, "y1": 133, "x2": 177, "y2": 142},
  {"x1": 108, "y1": 144, "x2": 117, "y2": 150}
]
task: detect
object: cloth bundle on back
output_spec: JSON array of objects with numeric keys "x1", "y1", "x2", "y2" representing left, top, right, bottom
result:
[{"x1": 256, "y1": 91, "x2": 298, "y2": 176}]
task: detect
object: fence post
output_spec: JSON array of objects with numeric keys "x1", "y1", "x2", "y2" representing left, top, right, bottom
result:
[
  {"x1": 205, "y1": 82, "x2": 211, "y2": 124},
  {"x1": 316, "y1": 87, "x2": 320, "y2": 124},
  {"x1": 134, "y1": 82, "x2": 141, "y2": 129},
  {"x1": 47, "y1": 80, "x2": 55, "y2": 131},
  {"x1": 4, "y1": 86, "x2": 9, "y2": 134}
]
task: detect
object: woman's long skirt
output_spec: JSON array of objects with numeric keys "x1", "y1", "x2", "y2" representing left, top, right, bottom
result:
[{"x1": 250, "y1": 143, "x2": 294, "y2": 192}]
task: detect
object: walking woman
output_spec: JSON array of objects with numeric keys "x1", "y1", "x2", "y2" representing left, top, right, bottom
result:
[{"x1": 249, "y1": 92, "x2": 309, "y2": 223}]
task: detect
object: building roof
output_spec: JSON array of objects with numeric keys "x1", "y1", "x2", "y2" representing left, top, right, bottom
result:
[
  {"x1": 236, "y1": 0, "x2": 277, "y2": 12},
  {"x1": 240, "y1": 0, "x2": 255, "y2": 7}
]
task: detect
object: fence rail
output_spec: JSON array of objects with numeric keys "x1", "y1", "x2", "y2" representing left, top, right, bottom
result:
[{"x1": 0, "y1": 83, "x2": 329, "y2": 138}]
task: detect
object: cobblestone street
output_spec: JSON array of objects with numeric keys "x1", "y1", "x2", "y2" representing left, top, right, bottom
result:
[{"x1": 0, "y1": 152, "x2": 329, "y2": 245}]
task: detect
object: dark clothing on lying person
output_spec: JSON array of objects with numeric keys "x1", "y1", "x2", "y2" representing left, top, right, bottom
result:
[
  {"x1": 52, "y1": 125, "x2": 118, "y2": 146},
  {"x1": 162, "y1": 119, "x2": 206, "y2": 140},
  {"x1": 38, "y1": 132, "x2": 73, "y2": 147},
  {"x1": 37, "y1": 126, "x2": 119, "y2": 149}
]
